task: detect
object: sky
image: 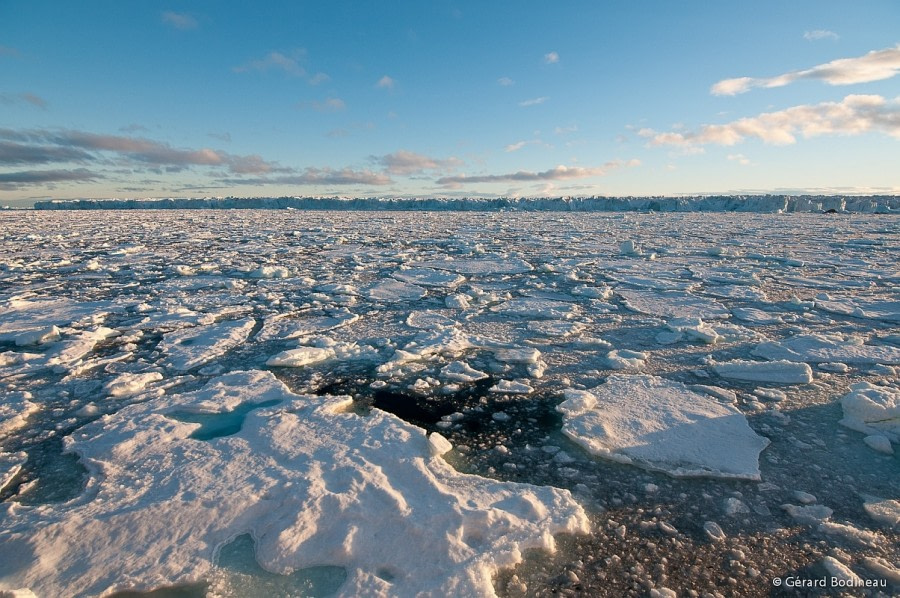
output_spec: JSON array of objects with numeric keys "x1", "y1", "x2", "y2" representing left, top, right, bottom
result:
[{"x1": 1, "y1": 1, "x2": 899, "y2": 205}]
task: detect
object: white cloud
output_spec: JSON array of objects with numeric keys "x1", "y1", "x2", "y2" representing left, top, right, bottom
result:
[
  {"x1": 233, "y1": 51, "x2": 306, "y2": 77},
  {"x1": 377, "y1": 75, "x2": 395, "y2": 89},
  {"x1": 505, "y1": 141, "x2": 527, "y2": 152},
  {"x1": 519, "y1": 96, "x2": 548, "y2": 107},
  {"x1": 727, "y1": 153, "x2": 751, "y2": 166},
  {"x1": 0, "y1": 92, "x2": 46, "y2": 109},
  {"x1": 498, "y1": 76, "x2": 514, "y2": 86},
  {"x1": 436, "y1": 159, "x2": 639, "y2": 188},
  {"x1": 711, "y1": 44, "x2": 900, "y2": 95},
  {"x1": 373, "y1": 150, "x2": 462, "y2": 175},
  {"x1": 804, "y1": 29, "x2": 839, "y2": 41},
  {"x1": 225, "y1": 168, "x2": 391, "y2": 186},
  {"x1": 554, "y1": 125, "x2": 578, "y2": 136},
  {"x1": 544, "y1": 51, "x2": 559, "y2": 64},
  {"x1": 0, "y1": 127, "x2": 286, "y2": 175},
  {"x1": 162, "y1": 11, "x2": 198, "y2": 30},
  {"x1": 643, "y1": 94, "x2": 900, "y2": 148},
  {"x1": 308, "y1": 97, "x2": 346, "y2": 113}
]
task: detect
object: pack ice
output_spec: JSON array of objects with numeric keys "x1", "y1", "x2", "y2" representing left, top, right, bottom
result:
[
  {"x1": 557, "y1": 375, "x2": 769, "y2": 480},
  {"x1": 0, "y1": 371, "x2": 588, "y2": 597}
]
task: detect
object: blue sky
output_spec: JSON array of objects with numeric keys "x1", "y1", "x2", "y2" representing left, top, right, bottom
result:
[{"x1": 1, "y1": 1, "x2": 898, "y2": 204}]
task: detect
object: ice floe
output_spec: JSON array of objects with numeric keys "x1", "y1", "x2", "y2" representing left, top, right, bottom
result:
[
  {"x1": 839, "y1": 382, "x2": 899, "y2": 443},
  {"x1": 266, "y1": 347, "x2": 335, "y2": 368},
  {"x1": 257, "y1": 310, "x2": 358, "y2": 342},
  {"x1": 0, "y1": 371, "x2": 588, "y2": 597},
  {"x1": 752, "y1": 333, "x2": 900, "y2": 365},
  {"x1": 556, "y1": 375, "x2": 769, "y2": 479},
  {"x1": 618, "y1": 289, "x2": 730, "y2": 320},
  {"x1": 419, "y1": 256, "x2": 533, "y2": 275},
  {"x1": 160, "y1": 318, "x2": 256, "y2": 371},
  {"x1": 712, "y1": 359, "x2": 813, "y2": 384},
  {"x1": 0, "y1": 392, "x2": 38, "y2": 439},
  {"x1": 392, "y1": 267, "x2": 465, "y2": 288},
  {"x1": 363, "y1": 279, "x2": 427, "y2": 302},
  {"x1": 441, "y1": 361, "x2": 489, "y2": 383},
  {"x1": 103, "y1": 372, "x2": 164, "y2": 398}
]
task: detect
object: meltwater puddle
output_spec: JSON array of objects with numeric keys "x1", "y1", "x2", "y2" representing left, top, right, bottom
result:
[
  {"x1": 168, "y1": 399, "x2": 281, "y2": 441},
  {"x1": 108, "y1": 534, "x2": 346, "y2": 598}
]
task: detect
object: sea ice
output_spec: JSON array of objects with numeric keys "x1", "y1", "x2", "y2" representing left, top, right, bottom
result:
[
  {"x1": 604, "y1": 349, "x2": 648, "y2": 370},
  {"x1": 103, "y1": 372, "x2": 164, "y2": 398},
  {"x1": 815, "y1": 297, "x2": 900, "y2": 322},
  {"x1": 406, "y1": 311, "x2": 458, "y2": 331},
  {"x1": 160, "y1": 318, "x2": 256, "y2": 371},
  {"x1": 731, "y1": 308, "x2": 783, "y2": 325},
  {"x1": 418, "y1": 256, "x2": 533, "y2": 275},
  {"x1": 491, "y1": 298, "x2": 577, "y2": 319},
  {"x1": 440, "y1": 361, "x2": 489, "y2": 383},
  {"x1": 257, "y1": 311, "x2": 359, "y2": 342},
  {"x1": 862, "y1": 495, "x2": 900, "y2": 529},
  {"x1": 11, "y1": 325, "x2": 60, "y2": 346},
  {"x1": 712, "y1": 360, "x2": 813, "y2": 384},
  {"x1": 0, "y1": 371, "x2": 588, "y2": 597},
  {"x1": 752, "y1": 333, "x2": 900, "y2": 365},
  {"x1": 556, "y1": 375, "x2": 769, "y2": 479},
  {"x1": 266, "y1": 347, "x2": 335, "y2": 368},
  {"x1": 0, "y1": 451, "x2": 27, "y2": 494},
  {"x1": 839, "y1": 382, "x2": 899, "y2": 442},
  {"x1": 392, "y1": 267, "x2": 465, "y2": 288},
  {"x1": 363, "y1": 279, "x2": 427, "y2": 302},
  {"x1": 0, "y1": 299, "x2": 116, "y2": 335},
  {"x1": 618, "y1": 289, "x2": 730, "y2": 320},
  {"x1": 489, "y1": 380, "x2": 534, "y2": 394},
  {"x1": 0, "y1": 392, "x2": 38, "y2": 439}
]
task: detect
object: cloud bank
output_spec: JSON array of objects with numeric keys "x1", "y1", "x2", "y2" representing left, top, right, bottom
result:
[
  {"x1": 642, "y1": 94, "x2": 900, "y2": 147},
  {"x1": 437, "y1": 160, "x2": 639, "y2": 188},
  {"x1": 711, "y1": 44, "x2": 900, "y2": 95},
  {"x1": 373, "y1": 151, "x2": 462, "y2": 175}
]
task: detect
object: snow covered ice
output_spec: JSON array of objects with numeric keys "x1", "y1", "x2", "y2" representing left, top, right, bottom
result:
[{"x1": 0, "y1": 209, "x2": 898, "y2": 596}]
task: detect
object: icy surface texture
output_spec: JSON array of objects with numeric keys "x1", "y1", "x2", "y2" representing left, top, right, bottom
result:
[
  {"x1": 33, "y1": 194, "x2": 900, "y2": 213},
  {"x1": 0, "y1": 371, "x2": 587, "y2": 597},
  {"x1": 0, "y1": 210, "x2": 898, "y2": 596}
]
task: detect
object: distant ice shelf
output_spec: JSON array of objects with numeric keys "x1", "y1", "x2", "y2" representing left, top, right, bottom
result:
[{"x1": 31, "y1": 194, "x2": 900, "y2": 213}]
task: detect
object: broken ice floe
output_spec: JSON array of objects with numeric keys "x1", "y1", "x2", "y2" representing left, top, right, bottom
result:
[
  {"x1": 0, "y1": 371, "x2": 588, "y2": 597},
  {"x1": 160, "y1": 318, "x2": 256, "y2": 371},
  {"x1": 752, "y1": 333, "x2": 900, "y2": 365},
  {"x1": 257, "y1": 310, "x2": 359, "y2": 342},
  {"x1": 363, "y1": 279, "x2": 427, "y2": 302},
  {"x1": 405, "y1": 311, "x2": 458, "y2": 331},
  {"x1": 839, "y1": 382, "x2": 899, "y2": 443},
  {"x1": 0, "y1": 392, "x2": 39, "y2": 439},
  {"x1": 417, "y1": 256, "x2": 533, "y2": 275},
  {"x1": 712, "y1": 360, "x2": 813, "y2": 384},
  {"x1": 392, "y1": 267, "x2": 465, "y2": 288},
  {"x1": 103, "y1": 372, "x2": 164, "y2": 398},
  {"x1": 489, "y1": 380, "x2": 534, "y2": 394},
  {"x1": 618, "y1": 289, "x2": 730, "y2": 320},
  {"x1": 815, "y1": 297, "x2": 900, "y2": 323},
  {"x1": 556, "y1": 375, "x2": 769, "y2": 479},
  {"x1": 604, "y1": 349, "x2": 648, "y2": 370},
  {"x1": 266, "y1": 347, "x2": 335, "y2": 368},
  {"x1": 441, "y1": 361, "x2": 488, "y2": 383}
]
